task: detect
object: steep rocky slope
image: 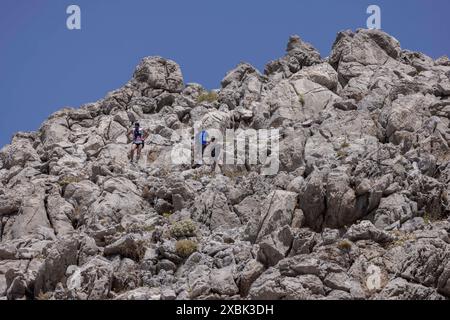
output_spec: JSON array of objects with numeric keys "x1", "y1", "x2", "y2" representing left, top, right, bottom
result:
[{"x1": 1, "y1": 29, "x2": 450, "y2": 300}]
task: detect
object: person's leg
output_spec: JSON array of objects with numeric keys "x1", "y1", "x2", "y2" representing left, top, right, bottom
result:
[
  {"x1": 201, "y1": 144, "x2": 207, "y2": 165},
  {"x1": 130, "y1": 144, "x2": 136, "y2": 162},
  {"x1": 136, "y1": 144, "x2": 143, "y2": 161}
]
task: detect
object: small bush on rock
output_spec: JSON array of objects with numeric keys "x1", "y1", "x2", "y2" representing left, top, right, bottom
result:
[
  {"x1": 197, "y1": 91, "x2": 218, "y2": 103},
  {"x1": 175, "y1": 239, "x2": 198, "y2": 258},
  {"x1": 58, "y1": 175, "x2": 82, "y2": 188},
  {"x1": 336, "y1": 149, "x2": 348, "y2": 159},
  {"x1": 142, "y1": 185, "x2": 152, "y2": 199},
  {"x1": 337, "y1": 239, "x2": 352, "y2": 252},
  {"x1": 36, "y1": 291, "x2": 52, "y2": 300},
  {"x1": 298, "y1": 93, "x2": 305, "y2": 106},
  {"x1": 340, "y1": 139, "x2": 350, "y2": 149},
  {"x1": 171, "y1": 219, "x2": 197, "y2": 238},
  {"x1": 163, "y1": 212, "x2": 173, "y2": 219}
]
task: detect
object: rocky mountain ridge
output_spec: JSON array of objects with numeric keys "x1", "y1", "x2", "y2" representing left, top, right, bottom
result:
[{"x1": 1, "y1": 28, "x2": 450, "y2": 300}]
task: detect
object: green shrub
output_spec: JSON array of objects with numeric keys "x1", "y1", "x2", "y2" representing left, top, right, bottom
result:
[
  {"x1": 171, "y1": 219, "x2": 197, "y2": 238},
  {"x1": 340, "y1": 140, "x2": 350, "y2": 149},
  {"x1": 423, "y1": 212, "x2": 431, "y2": 224},
  {"x1": 58, "y1": 176, "x2": 82, "y2": 188},
  {"x1": 126, "y1": 223, "x2": 155, "y2": 233},
  {"x1": 298, "y1": 93, "x2": 305, "y2": 107},
  {"x1": 224, "y1": 170, "x2": 246, "y2": 180},
  {"x1": 336, "y1": 149, "x2": 348, "y2": 159},
  {"x1": 197, "y1": 91, "x2": 219, "y2": 103},
  {"x1": 389, "y1": 230, "x2": 416, "y2": 248},
  {"x1": 175, "y1": 239, "x2": 198, "y2": 258},
  {"x1": 122, "y1": 239, "x2": 147, "y2": 262},
  {"x1": 423, "y1": 211, "x2": 440, "y2": 224},
  {"x1": 142, "y1": 185, "x2": 152, "y2": 199},
  {"x1": 337, "y1": 239, "x2": 352, "y2": 252},
  {"x1": 36, "y1": 291, "x2": 51, "y2": 300},
  {"x1": 162, "y1": 212, "x2": 173, "y2": 219},
  {"x1": 142, "y1": 225, "x2": 155, "y2": 232}
]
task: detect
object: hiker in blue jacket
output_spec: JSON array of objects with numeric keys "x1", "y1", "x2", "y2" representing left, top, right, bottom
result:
[
  {"x1": 200, "y1": 129, "x2": 209, "y2": 155},
  {"x1": 193, "y1": 129, "x2": 210, "y2": 168}
]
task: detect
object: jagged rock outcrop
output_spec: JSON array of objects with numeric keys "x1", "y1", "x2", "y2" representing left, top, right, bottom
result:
[{"x1": 0, "y1": 29, "x2": 449, "y2": 300}]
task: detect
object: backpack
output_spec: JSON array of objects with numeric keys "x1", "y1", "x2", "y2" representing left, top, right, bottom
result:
[{"x1": 200, "y1": 130, "x2": 208, "y2": 146}]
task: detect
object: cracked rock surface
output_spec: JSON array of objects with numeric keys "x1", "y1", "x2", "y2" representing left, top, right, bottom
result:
[{"x1": 1, "y1": 29, "x2": 450, "y2": 300}]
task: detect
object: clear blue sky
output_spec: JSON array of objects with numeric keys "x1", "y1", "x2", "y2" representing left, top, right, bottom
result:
[{"x1": 1, "y1": 0, "x2": 449, "y2": 147}]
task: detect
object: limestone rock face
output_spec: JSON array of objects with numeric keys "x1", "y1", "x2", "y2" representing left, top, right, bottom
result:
[
  {"x1": 133, "y1": 56, "x2": 184, "y2": 93},
  {"x1": 1, "y1": 32, "x2": 450, "y2": 300}
]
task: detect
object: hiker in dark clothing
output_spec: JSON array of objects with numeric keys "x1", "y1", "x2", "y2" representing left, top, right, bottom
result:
[{"x1": 128, "y1": 122, "x2": 149, "y2": 163}]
